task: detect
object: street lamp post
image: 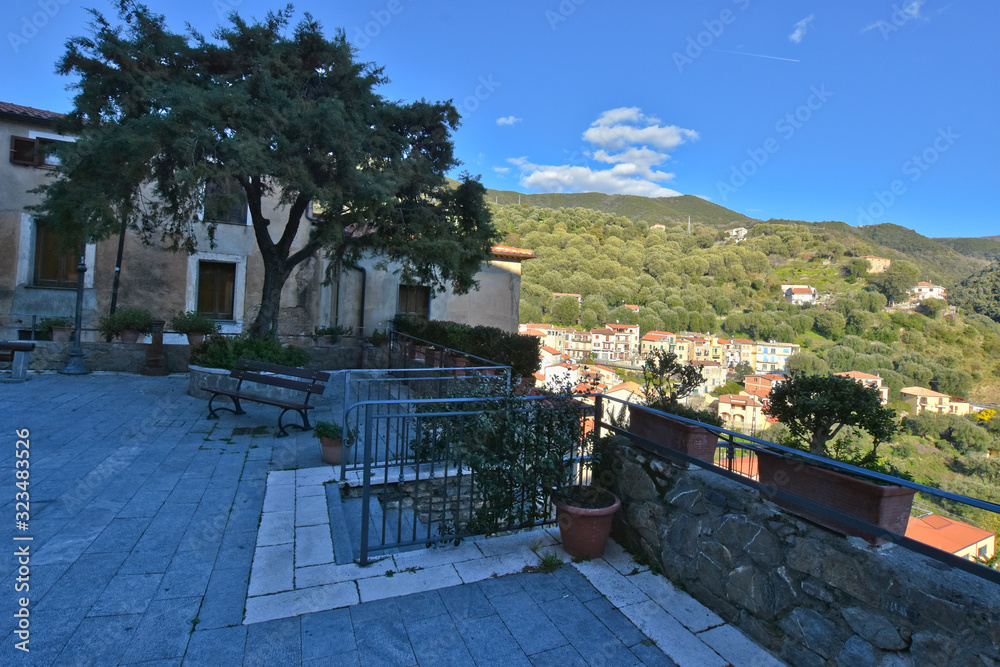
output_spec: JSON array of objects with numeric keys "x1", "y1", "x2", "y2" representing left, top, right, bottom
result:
[{"x1": 60, "y1": 250, "x2": 90, "y2": 375}]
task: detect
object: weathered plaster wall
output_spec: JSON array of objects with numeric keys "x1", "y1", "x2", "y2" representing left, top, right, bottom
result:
[{"x1": 608, "y1": 440, "x2": 1000, "y2": 666}]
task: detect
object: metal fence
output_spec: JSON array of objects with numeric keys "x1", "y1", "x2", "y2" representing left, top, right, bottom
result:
[{"x1": 346, "y1": 394, "x2": 591, "y2": 564}]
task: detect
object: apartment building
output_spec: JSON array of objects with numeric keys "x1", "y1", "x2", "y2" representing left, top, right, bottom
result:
[
  {"x1": 754, "y1": 342, "x2": 800, "y2": 373},
  {"x1": 606, "y1": 322, "x2": 640, "y2": 359},
  {"x1": 640, "y1": 331, "x2": 674, "y2": 357},
  {"x1": 900, "y1": 387, "x2": 971, "y2": 416},
  {"x1": 908, "y1": 282, "x2": 948, "y2": 302},
  {"x1": 861, "y1": 256, "x2": 891, "y2": 273}
]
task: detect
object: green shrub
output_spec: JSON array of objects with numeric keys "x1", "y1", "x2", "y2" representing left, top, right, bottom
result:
[
  {"x1": 313, "y1": 421, "x2": 342, "y2": 439},
  {"x1": 393, "y1": 316, "x2": 540, "y2": 377},
  {"x1": 38, "y1": 316, "x2": 74, "y2": 335},
  {"x1": 312, "y1": 325, "x2": 349, "y2": 342},
  {"x1": 169, "y1": 311, "x2": 220, "y2": 335},
  {"x1": 98, "y1": 307, "x2": 154, "y2": 339},
  {"x1": 189, "y1": 333, "x2": 310, "y2": 370}
]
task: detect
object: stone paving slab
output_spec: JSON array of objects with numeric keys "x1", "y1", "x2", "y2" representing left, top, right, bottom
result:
[{"x1": 0, "y1": 372, "x2": 786, "y2": 666}]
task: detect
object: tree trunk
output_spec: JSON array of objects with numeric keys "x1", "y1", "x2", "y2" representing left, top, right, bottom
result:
[{"x1": 247, "y1": 253, "x2": 294, "y2": 338}]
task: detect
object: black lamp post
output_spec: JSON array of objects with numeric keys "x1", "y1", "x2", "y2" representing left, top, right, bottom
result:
[{"x1": 60, "y1": 249, "x2": 90, "y2": 375}]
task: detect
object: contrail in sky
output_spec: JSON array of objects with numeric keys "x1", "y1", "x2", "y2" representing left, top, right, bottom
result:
[{"x1": 709, "y1": 48, "x2": 801, "y2": 62}]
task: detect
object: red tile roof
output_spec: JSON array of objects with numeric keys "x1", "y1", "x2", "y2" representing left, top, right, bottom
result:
[
  {"x1": 0, "y1": 101, "x2": 64, "y2": 123},
  {"x1": 905, "y1": 514, "x2": 994, "y2": 554},
  {"x1": 490, "y1": 245, "x2": 537, "y2": 260}
]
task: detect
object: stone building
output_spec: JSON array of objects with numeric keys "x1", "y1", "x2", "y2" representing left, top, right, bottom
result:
[{"x1": 1, "y1": 100, "x2": 532, "y2": 342}]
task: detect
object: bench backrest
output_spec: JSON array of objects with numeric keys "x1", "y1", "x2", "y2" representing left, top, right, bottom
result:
[
  {"x1": 231, "y1": 359, "x2": 329, "y2": 395},
  {"x1": 0, "y1": 342, "x2": 37, "y2": 353}
]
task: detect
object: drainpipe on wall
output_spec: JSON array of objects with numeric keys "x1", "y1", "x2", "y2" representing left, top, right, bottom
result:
[
  {"x1": 357, "y1": 266, "x2": 367, "y2": 336},
  {"x1": 109, "y1": 217, "x2": 128, "y2": 315}
]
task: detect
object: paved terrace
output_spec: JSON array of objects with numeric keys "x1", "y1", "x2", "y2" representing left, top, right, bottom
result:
[{"x1": 0, "y1": 372, "x2": 784, "y2": 666}]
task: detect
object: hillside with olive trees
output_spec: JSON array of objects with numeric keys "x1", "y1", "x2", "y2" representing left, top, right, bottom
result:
[{"x1": 491, "y1": 201, "x2": 1000, "y2": 405}]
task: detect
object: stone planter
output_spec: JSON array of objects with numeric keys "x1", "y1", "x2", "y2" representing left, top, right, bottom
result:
[
  {"x1": 553, "y1": 486, "x2": 621, "y2": 559},
  {"x1": 320, "y1": 437, "x2": 343, "y2": 465},
  {"x1": 756, "y1": 450, "x2": 916, "y2": 543},
  {"x1": 188, "y1": 365, "x2": 234, "y2": 399},
  {"x1": 628, "y1": 406, "x2": 719, "y2": 465},
  {"x1": 315, "y1": 335, "x2": 334, "y2": 347},
  {"x1": 51, "y1": 326, "x2": 73, "y2": 343}
]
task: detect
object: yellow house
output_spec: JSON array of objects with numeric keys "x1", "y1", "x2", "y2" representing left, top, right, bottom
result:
[
  {"x1": 861, "y1": 255, "x2": 891, "y2": 273},
  {"x1": 900, "y1": 387, "x2": 971, "y2": 416}
]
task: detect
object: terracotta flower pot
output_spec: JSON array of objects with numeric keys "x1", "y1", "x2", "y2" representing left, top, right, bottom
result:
[
  {"x1": 316, "y1": 335, "x2": 334, "y2": 347},
  {"x1": 756, "y1": 451, "x2": 916, "y2": 544},
  {"x1": 320, "y1": 437, "x2": 343, "y2": 465},
  {"x1": 51, "y1": 326, "x2": 73, "y2": 343},
  {"x1": 553, "y1": 486, "x2": 621, "y2": 559},
  {"x1": 628, "y1": 406, "x2": 719, "y2": 465},
  {"x1": 186, "y1": 333, "x2": 206, "y2": 346},
  {"x1": 120, "y1": 330, "x2": 142, "y2": 343}
]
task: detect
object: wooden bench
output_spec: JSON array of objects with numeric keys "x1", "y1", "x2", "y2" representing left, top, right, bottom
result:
[
  {"x1": 0, "y1": 342, "x2": 36, "y2": 382},
  {"x1": 204, "y1": 359, "x2": 330, "y2": 437}
]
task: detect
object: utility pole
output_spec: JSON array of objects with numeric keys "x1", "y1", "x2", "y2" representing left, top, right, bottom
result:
[{"x1": 688, "y1": 216, "x2": 691, "y2": 235}]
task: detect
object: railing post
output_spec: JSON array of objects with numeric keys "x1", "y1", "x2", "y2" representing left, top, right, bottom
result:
[
  {"x1": 359, "y1": 405, "x2": 374, "y2": 566},
  {"x1": 594, "y1": 394, "x2": 604, "y2": 441}
]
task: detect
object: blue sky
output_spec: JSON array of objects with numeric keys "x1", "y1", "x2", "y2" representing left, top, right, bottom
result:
[{"x1": 3, "y1": 0, "x2": 997, "y2": 238}]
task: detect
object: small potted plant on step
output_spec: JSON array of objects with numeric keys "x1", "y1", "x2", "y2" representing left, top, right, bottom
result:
[
  {"x1": 170, "y1": 310, "x2": 220, "y2": 346},
  {"x1": 312, "y1": 325, "x2": 347, "y2": 347},
  {"x1": 315, "y1": 420, "x2": 347, "y2": 465}
]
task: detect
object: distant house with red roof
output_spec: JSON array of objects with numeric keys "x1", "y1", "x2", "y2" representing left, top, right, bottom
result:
[
  {"x1": 716, "y1": 394, "x2": 766, "y2": 434},
  {"x1": 908, "y1": 282, "x2": 947, "y2": 302},
  {"x1": 900, "y1": 387, "x2": 970, "y2": 416},
  {"x1": 906, "y1": 514, "x2": 995, "y2": 561},
  {"x1": 781, "y1": 284, "x2": 818, "y2": 305},
  {"x1": 835, "y1": 371, "x2": 890, "y2": 405}
]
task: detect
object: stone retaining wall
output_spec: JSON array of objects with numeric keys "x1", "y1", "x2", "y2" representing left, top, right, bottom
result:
[
  {"x1": 14, "y1": 341, "x2": 364, "y2": 375},
  {"x1": 607, "y1": 440, "x2": 1000, "y2": 666}
]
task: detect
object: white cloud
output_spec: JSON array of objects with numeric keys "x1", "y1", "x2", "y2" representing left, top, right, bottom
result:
[
  {"x1": 496, "y1": 115, "x2": 522, "y2": 126},
  {"x1": 507, "y1": 108, "x2": 697, "y2": 198},
  {"x1": 789, "y1": 14, "x2": 815, "y2": 43},
  {"x1": 493, "y1": 166, "x2": 510, "y2": 174}
]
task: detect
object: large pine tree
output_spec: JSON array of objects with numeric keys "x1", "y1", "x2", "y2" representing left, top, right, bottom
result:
[{"x1": 31, "y1": 2, "x2": 497, "y2": 336}]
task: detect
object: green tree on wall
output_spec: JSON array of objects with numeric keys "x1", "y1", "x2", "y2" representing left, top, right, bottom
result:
[{"x1": 766, "y1": 374, "x2": 899, "y2": 458}]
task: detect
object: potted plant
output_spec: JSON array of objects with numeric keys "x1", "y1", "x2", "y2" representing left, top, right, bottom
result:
[
  {"x1": 315, "y1": 420, "x2": 346, "y2": 465},
  {"x1": 628, "y1": 349, "x2": 724, "y2": 465},
  {"x1": 366, "y1": 329, "x2": 389, "y2": 347},
  {"x1": 169, "y1": 310, "x2": 220, "y2": 346},
  {"x1": 312, "y1": 325, "x2": 347, "y2": 347},
  {"x1": 39, "y1": 316, "x2": 74, "y2": 343},
  {"x1": 98, "y1": 307, "x2": 154, "y2": 343},
  {"x1": 760, "y1": 374, "x2": 913, "y2": 543}
]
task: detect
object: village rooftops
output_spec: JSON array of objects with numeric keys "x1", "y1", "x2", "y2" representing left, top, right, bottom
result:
[
  {"x1": 835, "y1": 371, "x2": 883, "y2": 380},
  {"x1": 901, "y1": 386, "x2": 953, "y2": 398},
  {"x1": 719, "y1": 394, "x2": 763, "y2": 408}
]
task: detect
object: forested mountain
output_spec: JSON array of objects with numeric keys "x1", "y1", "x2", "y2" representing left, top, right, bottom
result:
[
  {"x1": 484, "y1": 189, "x2": 752, "y2": 228},
  {"x1": 492, "y1": 200, "x2": 1000, "y2": 404},
  {"x1": 935, "y1": 237, "x2": 1000, "y2": 263}
]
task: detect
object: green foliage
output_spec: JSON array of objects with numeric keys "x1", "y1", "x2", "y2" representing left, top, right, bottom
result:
[
  {"x1": 766, "y1": 374, "x2": 900, "y2": 460},
  {"x1": 551, "y1": 296, "x2": 581, "y2": 326},
  {"x1": 33, "y1": 3, "x2": 498, "y2": 337},
  {"x1": 393, "y1": 317, "x2": 540, "y2": 378},
  {"x1": 732, "y1": 361, "x2": 754, "y2": 382},
  {"x1": 866, "y1": 260, "x2": 920, "y2": 302},
  {"x1": 711, "y1": 381, "x2": 746, "y2": 397},
  {"x1": 98, "y1": 307, "x2": 154, "y2": 339},
  {"x1": 366, "y1": 329, "x2": 389, "y2": 346},
  {"x1": 169, "y1": 311, "x2": 220, "y2": 335},
  {"x1": 641, "y1": 349, "x2": 706, "y2": 407},
  {"x1": 785, "y1": 353, "x2": 830, "y2": 376},
  {"x1": 37, "y1": 316, "x2": 74, "y2": 335},
  {"x1": 188, "y1": 334, "x2": 310, "y2": 370},
  {"x1": 950, "y1": 261, "x2": 1000, "y2": 324},
  {"x1": 415, "y1": 382, "x2": 584, "y2": 535},
  {"x1": 312, "y1": 325, "x2": 349, "y2": 342},
  {"x1": 313, "y1": 421, "x2": 342, "y2": 440},
  {"x1": 918, "y1": 298, "x2": 948, "y2": 318}
]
